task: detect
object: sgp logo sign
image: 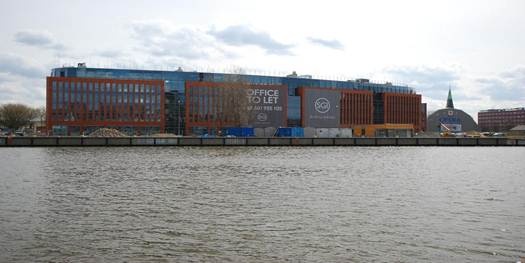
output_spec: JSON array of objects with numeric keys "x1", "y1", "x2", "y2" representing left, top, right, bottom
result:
[
  {"x1": 256, "y1": 112, "x2": 268, "y2": 122},
  {"x1": 314, "y1": 98, "x2": 330, "y2": 113}
]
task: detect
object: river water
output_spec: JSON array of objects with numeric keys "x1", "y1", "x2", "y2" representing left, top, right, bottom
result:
[{"x1": 0, "y1": 147, "x2": 524, "y2": 262}]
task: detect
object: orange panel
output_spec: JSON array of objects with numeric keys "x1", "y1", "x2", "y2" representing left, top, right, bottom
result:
[{"x1": 382, "y1": 92, "x2": 422, "y2": 132}]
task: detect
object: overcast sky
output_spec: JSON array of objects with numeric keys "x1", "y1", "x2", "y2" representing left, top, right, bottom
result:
[{"x1": 1, "y1": 0, "x2": 524, "y2": 119}]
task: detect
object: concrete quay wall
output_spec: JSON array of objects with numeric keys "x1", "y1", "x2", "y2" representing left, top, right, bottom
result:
[{"x1": 1, "y1": 137, "x2": 524, "y2": 147}]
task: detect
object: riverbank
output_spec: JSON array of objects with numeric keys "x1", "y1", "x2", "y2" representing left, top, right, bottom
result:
[{"x1": 1, "y1": 136, "x2": 524, "y2": 147}]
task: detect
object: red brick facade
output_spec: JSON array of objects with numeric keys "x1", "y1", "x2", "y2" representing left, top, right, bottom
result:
[{"x1": 46, "y1": 77, "x2": 165, "y2": 135}]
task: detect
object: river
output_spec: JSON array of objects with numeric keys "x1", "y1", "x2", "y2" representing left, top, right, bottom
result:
[{"x1": 1, "y1": 147, "x2": 524, "y2": 262}]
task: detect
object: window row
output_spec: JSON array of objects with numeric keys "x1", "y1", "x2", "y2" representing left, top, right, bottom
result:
[
  {"x1": 51, "y1": 81, "x2": 162, "y2": 111},
  {"x1": 50, "y1": 106, "x2": 162, "y2": 122}
]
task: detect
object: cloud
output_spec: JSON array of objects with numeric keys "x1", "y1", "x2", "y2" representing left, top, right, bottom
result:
[
  {"x1": 382, "y1": 66, "x2": 460, "y2": 100},
  {"x1": 476, "y1": 67, "x2": 525, "y2": 101},
  {"x1": 14, "y1": 30, "x2": 64, "y2": 50},
  {"x1": 208, "y1": 25, "x2": 293, "y2": 55},
  {"x1": 0, "y1": 73, "x2": 10, "y2": 84},
  {"x1": 131, "y1": 22, "x2": 165, "y2": 38},
  {"x1": 381, "y1": 65, "x2": 524, "y2": 115},
  {"x1": 0, "y1": 76, "x2": 45, "y2": 106},
  {"x1": 93, "y1": 49, "x2": 125, "y2": 58},
  {"x1": 130, "y1": 21, "x2": 231, "y2": 60},
  {"x1": 0, "y1": 54, "x2": 46, "y2": 79},
  {"x1": 308, "y1": 37, "x2": 344, "y2": 50},
  {"x1": 130, "y1": 22, "x2": 292, "y2": 61},
  {"x1": 0, "y1": 54, "x2": 46, "y2": 106},
  {"x1": 0, "y1": 55, "x2": 52, "y2": 106}
]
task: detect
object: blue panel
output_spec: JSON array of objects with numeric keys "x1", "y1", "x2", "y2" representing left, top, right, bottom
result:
[
  {"x1": 224, "y1": 127, "x2": 255, "y2": 137},
  {"x1": 287, "y1": 96, "x2": 301, "y2": 120},
  {"x1": 276, "y1": 127, "x2": 304, "y2": 137}
]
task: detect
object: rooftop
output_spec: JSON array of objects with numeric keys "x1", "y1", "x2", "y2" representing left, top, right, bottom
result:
[
  {"x1": 51, "y1": 64, "x2": 416, "y2": 94},
  {"x1": 479, "y1": 107, "x2": 525, "y2": 113},
  {"x1": 510, "y1": 125, "x2": 525, "y2": 131}
]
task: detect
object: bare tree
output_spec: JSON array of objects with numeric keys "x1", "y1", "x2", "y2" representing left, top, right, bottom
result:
[
  {"x1": 0, "y1": 103, "x2": 36, "y2": 131},
  {"x1": 33, "y1": 106, "x2": 46, "y2": 124},
  {"x1": 30, "y1": 106, "x2": 46, "y2": 134},
  {"x1": 222, "y1": 68, "x2": 254, "y2": 127}
]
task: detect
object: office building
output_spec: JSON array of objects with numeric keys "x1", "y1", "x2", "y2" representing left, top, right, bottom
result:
[
  {"x1": 48, "y1": 64, "x2": 423, "y2": 136},
  {"x1": 478, "y1": 108, "x2": 525, "y2": 132}
]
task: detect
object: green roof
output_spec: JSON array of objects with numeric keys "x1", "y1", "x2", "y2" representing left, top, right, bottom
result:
[{"x1": 446, "y1": 88, "x2": 454, "y2": 109}]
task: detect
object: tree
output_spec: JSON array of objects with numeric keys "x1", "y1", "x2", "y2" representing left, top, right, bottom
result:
[
  {"x1": 222, "y1": 68, "x2": 254, "y2": 127},
  {"x1": 32, "y1": 106, "x2": 46, "y2": 123},
  {"x1": 0, "y1": 103, "x2": 37, "y2": 131},
  {"x1": 30, "y1": 106, "x2": 46, "y2": 134}
]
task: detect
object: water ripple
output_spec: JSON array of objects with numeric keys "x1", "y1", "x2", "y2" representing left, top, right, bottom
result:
[{"x1": 0, "y1": 147, "x2": 524, "y2": 262}]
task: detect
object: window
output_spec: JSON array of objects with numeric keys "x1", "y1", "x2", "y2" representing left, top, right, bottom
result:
[
  {"x1": 129, "y1": 84, "x2": 134, "y2": 105},
  {"x1": 52, "y1": 81, "x2": 57, "y2": 110},
  {"x1": 82, "y1": 82, "x2": 87, "y2": 104},
  {"x1": 94, "y1": 83, "x2": 99, "y2": 110},
  {"x1": 123, "y1": 88, "x2": 127, "y2": 103},
  {"x1": 64, "y1": 82, "x2": 69, "y2": 104},
  {"x1": 145, "y1": 85, "x2": 150, "y2": 103},
  {"x1": 99, "y1": 83, "x2": 104, "y2": 105},
  {"x1": 134, "y1": 84, "x2": 139, "y2": 103},
  {"x1": 88, "y1": 83, "x2": 93, "y2": 110}
]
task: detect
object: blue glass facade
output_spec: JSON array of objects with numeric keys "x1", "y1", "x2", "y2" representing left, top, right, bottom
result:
[{"x1": 51, "y1": 67, "x2": 414, "y2": 94}]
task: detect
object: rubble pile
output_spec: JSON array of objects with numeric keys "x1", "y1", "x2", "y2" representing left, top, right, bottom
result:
[{"x1": 88, "y1": 128, "x2": 127, "y2": 137}]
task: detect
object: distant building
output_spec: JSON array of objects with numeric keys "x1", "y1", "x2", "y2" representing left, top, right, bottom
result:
[
  {"x1": 426, "y1": 89, "x2": 478, "y2": 132},
  {"x1": 420, "y1": 103, "x2": 427, "y2": 132},
  {"x1": 478, "y1": 107, "x2": 525, "y2": 132},
  {"x1": 507, "y1": 125, "x2": 525, "y2": 137}
]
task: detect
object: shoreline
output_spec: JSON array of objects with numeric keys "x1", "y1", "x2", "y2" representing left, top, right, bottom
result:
[{"x1": 1, "y1": 136, "x2": 524, "y2": 147}]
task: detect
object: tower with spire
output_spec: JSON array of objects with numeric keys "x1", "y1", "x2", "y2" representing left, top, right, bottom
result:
[{"x1": 446, "y1": 88, "x2": 454, "y2": 109}]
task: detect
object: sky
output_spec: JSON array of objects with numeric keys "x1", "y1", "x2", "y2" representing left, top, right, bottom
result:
[{"x1": 1, "y1": 0, "x2": 524, "y2": 120}]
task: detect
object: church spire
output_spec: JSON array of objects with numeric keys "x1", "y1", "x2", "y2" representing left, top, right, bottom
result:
[{"x1": 446, "y1": 87, "x2": 454, "y2": 109}]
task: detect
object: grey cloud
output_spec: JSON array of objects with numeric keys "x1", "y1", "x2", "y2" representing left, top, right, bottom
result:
[
  {"x1": 131, "y1": 23, "x2": 165, "y2": 37},
  {"x1": 93, "y1": 49, "x2": 125, "y2": 58},
  {"x1": 308, "y1": 37, "x2": 344, "y2": 50},
  {"x1": 14, "y1": 30, "x2": 64, "y2": 50},
  {"x1": 500, "y1": 67, "x2": 525, "y2": 79},
  {"x1": 0, "y1": 85, "x2": 25, "y2": 103},
  {"x1": 150, "y1": 28, "x2": 209, "y2": 59},
  {"x1": 0, "y1": 54, "x2": 46, "y2": 78},
  {"x1": 208, "y1": 25, "x2": 293, "y2": 55},
  {"x1": 384, "y1": 66, "x2": 460, "y2": 100},
  {"x1": 386, "y1": 65, "x2": 525, "y2": 104},
  {"x1": 0, "y1": 74, "x2": 9, "y2": 84},
  {"x1": 131, "y1": 22, "x2": 220, "y2": 60},
  {"x1": 0, "y1": 77, "x2": 45, "y2": 106},
  {"x1": 476, "y1": 67, "x2": 525, "y2": 101}
]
